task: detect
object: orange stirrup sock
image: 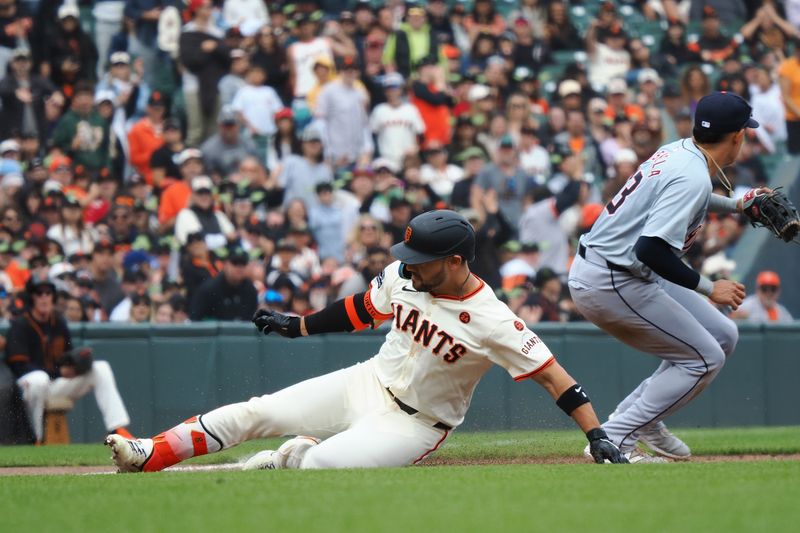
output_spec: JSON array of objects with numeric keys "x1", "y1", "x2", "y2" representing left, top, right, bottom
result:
[{"x1": 143, "y1": 415, "x2": 223, "y2": 472}]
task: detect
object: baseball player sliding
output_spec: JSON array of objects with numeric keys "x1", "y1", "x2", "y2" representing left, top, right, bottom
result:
[
  {"x1": 570, "y1": 92, "x2": 771, "y2": 463},
  {"x1": 106, "y1": 210, "x2": 626, "y2": 471}
]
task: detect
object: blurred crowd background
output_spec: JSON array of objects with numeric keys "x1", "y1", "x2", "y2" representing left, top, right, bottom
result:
[{"x1": 0, "y1": 0, "x2": 796, "y2": 326}]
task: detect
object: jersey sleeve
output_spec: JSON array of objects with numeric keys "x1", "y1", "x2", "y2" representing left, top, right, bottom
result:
[
  {"x1": 363, "y1": 260, "x2": 403, "y2": 323},
  {"x1": 485, "y1": 317, "x2": 555, "y2": 381},
  {"x1": 640, "y1": 174, "x2": 708, "y2": 249}
]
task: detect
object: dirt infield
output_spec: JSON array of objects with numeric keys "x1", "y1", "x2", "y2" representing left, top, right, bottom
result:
[{"x1": 2, "y1": 453, "x2": 799, "y2": 476}]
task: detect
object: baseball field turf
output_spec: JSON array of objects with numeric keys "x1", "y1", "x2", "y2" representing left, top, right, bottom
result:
[{"x1": 2, "y1": 426, "x2": 799, "y2": 532}]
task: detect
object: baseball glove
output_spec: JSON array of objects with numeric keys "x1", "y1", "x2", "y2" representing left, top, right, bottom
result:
[
  {"x1": 742, "y1": 188, "x2": 800, "y2": 243},
  {"x1": 61, "y1": 347, "x2": 94, "y2": 376}
]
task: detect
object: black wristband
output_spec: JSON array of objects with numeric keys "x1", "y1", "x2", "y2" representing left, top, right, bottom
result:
[
  {"x1": 586, "y1": 427, "x2": 608, "y2": 443},
  {"x1": 556, "y1": 383, "x2": 591, "y2": 415}
]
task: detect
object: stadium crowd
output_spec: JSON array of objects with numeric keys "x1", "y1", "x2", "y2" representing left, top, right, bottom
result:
[{"x1": 0, "y1": 0, "x2": 795, "y2": 326}]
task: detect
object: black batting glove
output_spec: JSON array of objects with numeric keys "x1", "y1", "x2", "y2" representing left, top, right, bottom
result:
[
  {"x1": 252, "y1": 309, "x2": 302, "y2": 338},
  {"x1": 587, "y1": 428, "x2": 628, "y2": 464}
]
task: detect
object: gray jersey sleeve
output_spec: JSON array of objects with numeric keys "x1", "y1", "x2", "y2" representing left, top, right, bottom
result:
[{"x1": 641, "y1": 175, "x2": 709, "y2": 249}]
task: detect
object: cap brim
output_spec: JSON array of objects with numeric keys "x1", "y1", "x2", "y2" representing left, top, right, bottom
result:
[
  {"x1": 745, "y1": 117, "x2": 759, "y2": 129},
  {"x1": 390, "y1": 242, "x2": 444, "y2": 265}
]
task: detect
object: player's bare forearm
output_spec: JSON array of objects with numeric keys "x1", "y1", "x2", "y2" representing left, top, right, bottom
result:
[{"x1": 531, "y1": 361, "x2": 601, "y2": 432}]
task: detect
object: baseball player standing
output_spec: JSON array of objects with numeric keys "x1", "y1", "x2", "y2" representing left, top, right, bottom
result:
[
  {"x1": 569, "y1": 92, "x2": 759, "y2": 463},
  {"x1": 106, "y1": 210, "x2": 627, "y2": 471}
]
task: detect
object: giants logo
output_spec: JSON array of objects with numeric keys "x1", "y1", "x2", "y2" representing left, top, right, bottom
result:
[
  {"x1": 393, "y1": 303, "x2": 467, "y2": 363},
  {"x1": 405, "y1": 227, "x2": 412, "y2": 242},
  {"x1": 521, "y1": 335, "x2": 542, "y2": 355}
]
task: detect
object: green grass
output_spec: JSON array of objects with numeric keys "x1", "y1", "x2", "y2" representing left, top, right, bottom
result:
[
  {"x1": 2, "y1": 462, "x2": 799, "y2": 532},
  {"x1": 1, "y1": 426, "x2": 799, "y2": 467},
  {"x1": 2, "y1": 427, "x2": 799, "y2": 532}
]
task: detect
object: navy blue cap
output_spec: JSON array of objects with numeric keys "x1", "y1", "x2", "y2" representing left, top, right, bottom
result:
[{"x1": 695, "y1": 92, "x2": 759, "y2": 134}]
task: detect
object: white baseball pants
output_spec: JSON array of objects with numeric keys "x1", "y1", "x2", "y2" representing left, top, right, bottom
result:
[
  {"x1": 568, "y1": 251, "x2": 738, "y2": 451},
  {"x1": 201, "y1": 358, "x2": 449, "y2": 468},
  {"x1": 16, "y1": 361, "x2": 131, "y2": 442}
]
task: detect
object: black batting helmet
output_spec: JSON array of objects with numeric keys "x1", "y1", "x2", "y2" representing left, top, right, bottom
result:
[{"x1": 390, "y1": 209, "x2": 476, "y2": 264}]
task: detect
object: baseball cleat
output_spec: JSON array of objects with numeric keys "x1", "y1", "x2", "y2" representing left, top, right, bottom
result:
[
  {"x1": 624, "y1": 447, "x2": 669, "y2": 464},
  {"x1": 105, "y1": 434, "x2": 154, "y2": 473},
  {"x1": 639, "y1": 423, "x2": 691, "y2": 460},
  {"x1": 242, "y1": 450, "x2": 279, "y2": 470}
]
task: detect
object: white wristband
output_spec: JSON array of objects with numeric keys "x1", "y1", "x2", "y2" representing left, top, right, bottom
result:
[{"x1": 695, "y1": 275, "x2": 714, "y2": 296}]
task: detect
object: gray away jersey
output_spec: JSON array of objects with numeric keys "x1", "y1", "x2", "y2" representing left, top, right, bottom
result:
[{"x1": 583, "y1": 138, "x2": 711, "y2": 280}]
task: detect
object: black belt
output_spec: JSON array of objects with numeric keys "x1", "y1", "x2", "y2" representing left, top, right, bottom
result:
[
  {"x1": 386, "y1": 388, "x2": 452, "y2": 431},
  {"x1": 578, "y1": 244, "x2": 629, "y2": 273}
]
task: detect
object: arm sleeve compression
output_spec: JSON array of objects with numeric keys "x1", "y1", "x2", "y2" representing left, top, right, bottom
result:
[{"x1": 634, "y1": 235, "x2": 711, "y2": 294}]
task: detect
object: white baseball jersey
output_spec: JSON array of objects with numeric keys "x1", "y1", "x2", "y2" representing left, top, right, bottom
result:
[
  {"x1": 289, "y1": 37, "x2": 334, "y2": 98},
  {"x1": 582, "y1": 138, "x2": 711, "y2": 280},
  {"x1": 362, "y1": 261, "x2": 555, "y2": 428}
]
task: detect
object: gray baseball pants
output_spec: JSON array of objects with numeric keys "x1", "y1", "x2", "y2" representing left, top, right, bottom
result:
[{"x1": 568, "y1": 247, "x2": 738, "y2": 451}]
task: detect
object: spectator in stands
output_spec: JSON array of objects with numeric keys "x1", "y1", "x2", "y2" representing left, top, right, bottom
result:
[
  {"x1": 750, "y1": 65, "x2": 787, "y2": 151},
  {"x1": 689, "y1": 0, "x2": 747, "y2": 27},
  {"x1": 369, "y1": 72, "x2": 425, "y2": 170},
  {"x1": 231, "y1": 64, "x2": 283, "y2": 165},
  {"x1": 586, "y1": 19, "x2": 630, "y2": 90},
  {"x1": 174, "y1": 175, "x2": 234, "y2": 248},
  {"x1": 190, "y1": 245, "x2": 257, "y2": 321},
  {"x1": 286, "y1": 12, "x2": 335, "y2": 100},
  {"x1": 657, "y1": 19, "x2": 701, "y2": 79},
  {"x1": 732, "y1": 271, "x2": 793, "y2": 323},
  {"x1": 44, "y1": 4, "x2": 98, "y2": 86},
  {"x1": 419, "y1": 140, "x2": 462, "y2": 199},
  {"x1": 519, "y1": 177, "x2": 585, "y2": 276},
  {"x1": 158, "y1": 148, "x2": 204, "y2": 231},
  {"x1": 778, "y1": 39, "x2": 800, "y2": 154},
  {"x1": 88, "y1": 240, "x2": 124, "y2": 317},
  {"x1": 278, "y1": 126, "x2": 331, "y2": 208},
  {"x1": 604, "y1": 78, "x2": 644, "y2": 124},
  {"x1": 554, "y1": 109, "x2": 605, "y2": 184},
  {"x1": 218, "y1": 49, "x2": 248, "y2": 108},
  {"x1": 180, "y1": 0, "x2": 229, "y2": 146},
  {"x1": 308, "y1": 182, "x2": 345, "y2": 263},
  {"x1": 473, "y1": 135, "x2": 530, "y2": 229},
  {"x1": 411, "y1": 55, "x2": 453, "y2": 146},
  {"x1": 46, "y1": 195, "x2": 96, "y2": 257},
  {"x1": 316, "y1": 55, "x2": 372, "y2": 169},
  {"x1": 109, "y1": 269, "x2": 149, "y2": 322},
  {"x1": 544, "y1": 0, "x2": 579, "y2": 52},
  {"x1": 180, "y1": 231, "x2": 219, "y2": 307},
  {"x1": 741, "y1": 1, "x2": 798, "y2": 58},
  {"x1": 268, "y1": 108, "x2": 300, "y2": 167},
  {"x1": 51, "y1": 82, "x2": 110, "y2": 173},
  {"x1": 251, "y1": 25, "x2": 288, "y2": 100},
  {"x1": 95, "y1": 51, "x2": 149, "y2": 124},
  {"x1": 128, "y1": 293, "x2": 152, "y2": 323},
  {"x1": 382, "y1": 4, "x2": 436, "y2": 79},
  {"x1": 680, "y1": 65, "x2": 710, "y2": 115},
  {"x1": 449, "y1": 148, "x2": 486, "y2": 210},
  {"x1": 337, "y1": 245, "x2": 390, "y2": 299},
  {"x1": 149, "y1": 117, "x2": 184, "y2": 189},
  {"x1": 5, "y1": 273, "x2": 132, "y2": 443},
  {"x1": 0, "y1": 48, "x2": 56, "y2": 147},
  {"x1": 690, "y1": 6, "x2": 739, "y2": 65},
  {"x1": 200, "y1": 107, "x2": 258, "y2": 180},
  {"x1": 127, "y1": 91, "x2": 167, "y2": 185}
]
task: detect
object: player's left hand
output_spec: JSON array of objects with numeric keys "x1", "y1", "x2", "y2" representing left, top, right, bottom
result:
[{"x1": 587, "y1": 428, "x2": 628, "y2": 464}]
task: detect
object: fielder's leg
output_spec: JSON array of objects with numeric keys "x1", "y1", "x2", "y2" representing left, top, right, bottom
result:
[{"x1": 569, "y1": 257, "x2": 726, "y2": 452}]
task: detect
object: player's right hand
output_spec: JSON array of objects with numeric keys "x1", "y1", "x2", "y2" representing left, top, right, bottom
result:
[
  {"x1": 252, "y1": 309, "x2": 301, "y2": 338},
  {"x1": 709, "y1": 280, "x2": 746, "y2": 310}
]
